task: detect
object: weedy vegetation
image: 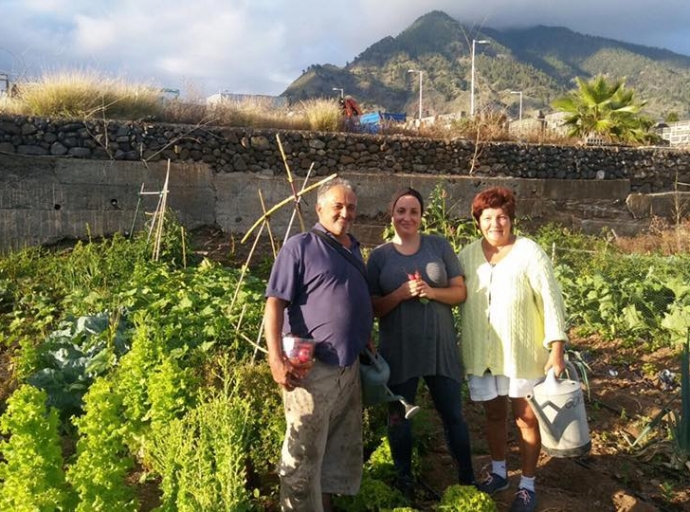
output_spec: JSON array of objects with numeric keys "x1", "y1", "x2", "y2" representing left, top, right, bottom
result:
[{"x1": 0, "y1": 68, "x2": 645, "y2": 144}]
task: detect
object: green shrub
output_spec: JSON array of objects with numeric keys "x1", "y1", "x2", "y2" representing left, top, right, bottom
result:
[
  {"x1": 67, "y1": 377, "x2": 138, "y2": 512},
  {"x1": 115, "y1": 318, "x2": 160, "y2": 437},
  {"x1": 114, "y1": 317, "x2": 199, "y2": 457},
  {"x1": 146, "y1": 355, "x2": 197, "y2": 432},
  {"x1": 232, "y1": 360, "x2": 285, "y2": 480},
  {"x1": 27, "y1": 311, "x2": 130, "y2": 420},
  {"x1": 146, "y1": 387, "x2": 252, "y2": 511},
  {"x1": 438, "y1": 484, "x2": 497, "y2": 512},
  {"x1": 363, "y1": 414, "x2": 427, "y2": 483},
  {"x1": 666, "y1": 332, "x2": 690, "y2": 469},
  {"x1": 365, "y1": 436, "x2": 398, "y2": 481},
  {"x1": 362, "y1": 402, "x2": 389, "y2": 459},
  {"x1": 0, "y1": 276, "x2": 14, "y2": 315},
  {"x1": 0, "y1": 385, "x2": 73, "y2": 511}
]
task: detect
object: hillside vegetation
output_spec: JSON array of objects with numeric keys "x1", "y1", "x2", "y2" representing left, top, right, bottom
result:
[{"x1": 282, "y1": 10, "x2": 690, "y2": 120}]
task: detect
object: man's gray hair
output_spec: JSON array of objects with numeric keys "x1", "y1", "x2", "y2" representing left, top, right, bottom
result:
[{"x1": 317, "y1": 177, "x2": 356, "y2": 203}]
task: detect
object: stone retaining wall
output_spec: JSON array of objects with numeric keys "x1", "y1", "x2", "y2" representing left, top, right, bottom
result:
[
  {"x1": 2, "y1": 115, "x2": 689, "y2": 192},
  {"x1": 2, "y1": 114, "x2": 690, "y2": 251}
]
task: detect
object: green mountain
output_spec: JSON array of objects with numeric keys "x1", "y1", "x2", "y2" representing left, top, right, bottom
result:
[{"x1": 281, "y1": 10, "x2": 690, "y2": 120}]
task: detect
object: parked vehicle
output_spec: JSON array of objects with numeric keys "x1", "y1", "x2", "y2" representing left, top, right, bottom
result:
[{"x1": 359, "y1": 111, "x2": 406, "y2": 133}]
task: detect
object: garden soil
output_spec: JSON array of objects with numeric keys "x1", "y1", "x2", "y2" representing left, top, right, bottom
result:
[{"x1": 415, "y1": 333, "x2": 689, "y2": 512}]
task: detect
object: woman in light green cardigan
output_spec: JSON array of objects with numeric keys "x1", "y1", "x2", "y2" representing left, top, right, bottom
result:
[{"x1": 458, "y1": 187, "x2": 566, "y2": 512}]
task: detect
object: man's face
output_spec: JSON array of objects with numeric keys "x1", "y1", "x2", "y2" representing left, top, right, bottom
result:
[{"x1": 316, "y1": 185, "x2": 357, "y2": 238}]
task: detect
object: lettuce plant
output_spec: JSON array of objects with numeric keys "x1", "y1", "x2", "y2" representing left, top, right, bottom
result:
[{"x1": 0, "y1": 385, "x2": 73, "y2": 510}]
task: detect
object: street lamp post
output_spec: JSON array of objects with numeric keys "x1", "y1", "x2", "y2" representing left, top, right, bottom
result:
[
  {"x1": 332, "y1": 87, "x2": 344, "y2": 99},
  {"x1": 510, "y1": 90, "x2": 523, "y2": 121},
  {"x1": 407, "y1": 69, "x2": 423, "y2": 121},
  {"x1": 470, "y1": 39, "x2": 489, "y2": 117}
]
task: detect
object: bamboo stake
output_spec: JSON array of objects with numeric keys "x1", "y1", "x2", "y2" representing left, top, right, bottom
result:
[
  {"x1": 276, "y1": 134, "x2": 305, "y2": 232},
  {"x1": 258, "y1": 189, "x2": 277, "y2": 259},
  {"x1": 252, "y1": 315, "x2": 267, "y2": 361},
  {"x1": 231, "y1": 303, "x2": 267, "y2": 354},
  {"x1": 181, "y1": 225, "x2": 187, "y2": 268},
  {"x1": 146, "y1": 184, "x2": 164, "y2": 246},
  {"x1": 229, "y1": 220, "x2": 266, "y2": 314},
  {"x1": 235, "y1": 303, "x2": 247, "y2": 341},
  {"x1": 252, "y1": 163, "x2": 319, "y2": 359},
  {"x1": 235, "y1": 165, "x2": 334, "y2": 357},
  {"x1": 285, "y1": 162, "x2": 315, "y2": 239},
  {"x1": 246, "y1": 163, "x2": 319, "y2": 357},
  {"x1": 129, "y1": 183, "x2": 145, "y2": 238},
  {"x1": 240, "y1": 173, "x2": 336, "y2": 244},
  {"x1": 241, "y1": 330, "x2": 268, "y2": 354},
  {"x1": 153, "y1": 160, "x2": 171, "y2": 261}
]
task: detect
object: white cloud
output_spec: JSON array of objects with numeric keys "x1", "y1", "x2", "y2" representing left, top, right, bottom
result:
[{"x1": 0, "y1": 0, "x2": 688, "y2": 96}]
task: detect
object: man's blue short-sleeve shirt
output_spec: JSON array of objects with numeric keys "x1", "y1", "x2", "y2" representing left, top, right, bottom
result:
[{"x1": 266, "y1": 224, "x2": 373, "y2": 366}]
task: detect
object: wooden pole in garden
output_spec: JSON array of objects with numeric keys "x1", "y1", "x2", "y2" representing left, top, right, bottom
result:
[
  {"x1": 285, "y1": 162, "x2": 315, "y2": 240},
  {"x1": 228, "y1": 220, "x2": 266, "y2": 314},
  {"x1": 255, "y1": 167, "x2": 316, "y2": 358},
  {"x1": 152, "y1": 160, "x2": 171, "y2": 261},
  {"x1": 232, "y1": 166, "x2": 328, "y2": 355},
  {"x1": 240, "y1": 174, "x2": 336, "y2": 243},
  {"x1": 276, "y1": 133, "x2": 305, "y2": 232},
  {"x1": 258, "y1": 189, "x2": 277, "y2": 259}
]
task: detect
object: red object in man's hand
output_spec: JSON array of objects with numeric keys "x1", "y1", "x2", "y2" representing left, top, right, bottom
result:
[
  {"x1": 283, "y1": 336, "x2": 316, "y2": 379},
  {"x1": 296, "y1": 347, "x2": 312, "y2": 363}
]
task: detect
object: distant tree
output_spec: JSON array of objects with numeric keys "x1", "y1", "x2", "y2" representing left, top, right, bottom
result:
[
  {"x1": 551, "y1": 75, "x2": 651, "y2": 143},
  {"x1": 665, "y1": 112, "x2": 680, "y2": 123}
]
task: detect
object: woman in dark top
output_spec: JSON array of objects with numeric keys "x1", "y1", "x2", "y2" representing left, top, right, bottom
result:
[{"x1": 366, "y1": 187, "x2": 475, "y2": 497}]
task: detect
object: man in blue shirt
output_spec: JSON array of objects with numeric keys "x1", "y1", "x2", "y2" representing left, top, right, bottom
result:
[{"x1": 264, "y1": 177, "x2": 373, "y2": 512}]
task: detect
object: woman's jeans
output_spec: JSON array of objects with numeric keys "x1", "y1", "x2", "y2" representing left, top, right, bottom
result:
[{"x1": 387, "y1": 375, "x2": 475, "y2": 485}]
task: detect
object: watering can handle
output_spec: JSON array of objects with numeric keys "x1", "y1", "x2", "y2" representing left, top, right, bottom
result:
[
  {"x1": 544, "y1": 367, "x2": 557, "y2": 387},
  {"x1": 547, "y1": 361, "x2": 580, "y2": 382},
  {"x1": 543, "y1": 360, "x2": 582, "y2": 392},
  {"x1": 564, "y1": 360, "x2": 580, "y2": 382},
  {"x1": 362, "y1": 346, "x2": 385, "y2": 372}
]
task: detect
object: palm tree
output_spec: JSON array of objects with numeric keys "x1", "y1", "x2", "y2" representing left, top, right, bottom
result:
[{"x1": 552, "y1": 75, "x2": 650, "y2": 143}]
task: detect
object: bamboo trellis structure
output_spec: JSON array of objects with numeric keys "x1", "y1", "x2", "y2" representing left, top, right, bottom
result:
[{"x1": 231, "y1": 135, "x2": 337, "y2": 358}]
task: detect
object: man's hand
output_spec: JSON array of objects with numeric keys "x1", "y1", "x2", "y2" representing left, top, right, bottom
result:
[
  {"x1": 269, "y1": 352, "x2": 298, "y2": 391},
  {"x1": 264, "y1": 297, "x2": 296, "y2": 390}
]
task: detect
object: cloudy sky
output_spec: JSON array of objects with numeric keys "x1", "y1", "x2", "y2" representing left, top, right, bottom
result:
[{"x1": 1, "y1": 0, "x2": 688, "y2": 98}]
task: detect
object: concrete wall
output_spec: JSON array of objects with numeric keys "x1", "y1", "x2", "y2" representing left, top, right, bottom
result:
[
  {"x1": 2, "y1": 115, "x2": 690, "y2": 252},
  {"x1": 1, "y1": 154, "x2": 653, "y2": 252},
  {"x1": 1, "y1": 156, "x2": 215, "y2": 250}
]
